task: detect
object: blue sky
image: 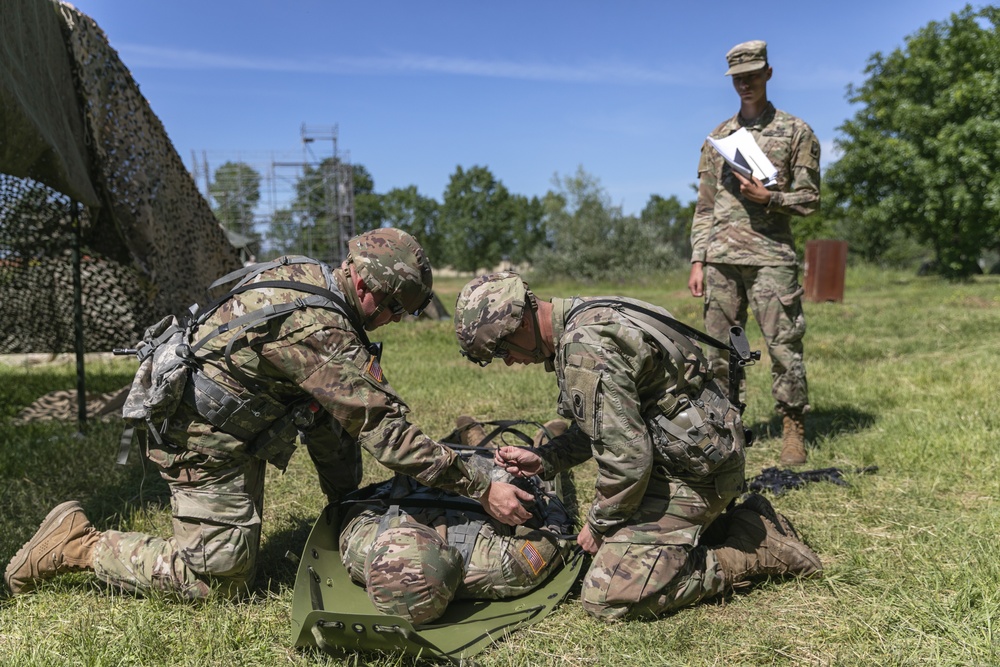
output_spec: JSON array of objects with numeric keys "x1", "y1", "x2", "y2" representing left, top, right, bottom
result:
[{"x1": 70, "y1": 0, "x2": 978, "y2": 215}]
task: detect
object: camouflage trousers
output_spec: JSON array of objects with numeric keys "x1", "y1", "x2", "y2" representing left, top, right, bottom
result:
[
  {"x1": 341, "y1": 507, "x2": 566, "y2": 623},
  {"x1": 703, "y1": 263, "x2": 809, "y2": 413},
  {"x1": 581, "y1": 458, "x2": 744, "y2": 621},
  {"x1": 92, "y1": 441, "x2": 266, "y2": 599}
]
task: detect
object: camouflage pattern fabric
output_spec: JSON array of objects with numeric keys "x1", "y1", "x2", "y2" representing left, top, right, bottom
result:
[
  {"x1": 93, "y1": 440, "x2": 265, "y2": 600},
  {"x1": 531, "y1": 297, "x2": 747, "y2": 620},
  {"x1": 690, "y1": 102, "x2": 821, "y2": 267},
  {"x1": 348, "y1": 229, "x2": 433, "y2": 315},
  {"x1": 1, "y1": 1, "x2": 241, "y2": 358},
  {"x1": 340, "y1": 505, "x2": 569, "y2": 625},
  {"x1": 582, "y1": 459, "x2": 744, "y2": 620},
  {"x1": 338, "y1": 445, "x2": 574, "y2": 625},
  {"x1": 99, "y1": 255, "x2": 487, "y2": 599},
  {"x1": 14, "y1": 387, "x2": 126, "y2": 423},
  {"x1": 150, "y1": 258, "x2": 485, "y2": 500},
  {"x1": 703, "y1": 263, "x2": 808, "y2": 412},
  {"x1": 364, "y1": 518, "x2": 465, "y2": 625},
  {"x1": 691, "y1": 102, "x2": 818, "y2": 413},
  {"x1": 453, "y1": 271, "x2": 529, "y2": 364}
]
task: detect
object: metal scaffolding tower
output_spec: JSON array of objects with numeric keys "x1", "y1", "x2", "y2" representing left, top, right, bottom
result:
[{"x1": 194, "y1": 123, "x2": 356, "y2": 266}]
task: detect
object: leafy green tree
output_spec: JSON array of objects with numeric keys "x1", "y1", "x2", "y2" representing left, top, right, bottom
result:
[
  {"x1": 640, "y1": 192, "x2": 695, "y2": 260},
  {"x1": 209, "y1": 161, "x2": 261, "y2": 237},
  {"x1": 351, "y1": 164, "x2": 384, "y2": 234},
  {"x1": 826, "y1": 5, "x2": 1000, "y2": 278},
  {"x1": 291, "y1": 158, "x2": 380, "y2": 262},
  {"x1": 381, "y1": 186, "x2": 441, "y2": 261},
  {"x1": 263, "y1": 207, "x2": 298, "y2": 260},
  {"x1": 439, "y1": 165, "x2": 517, "y2": 272},
  {"x1": 532, "y1": 167, "x2": 678, "y2": 282},
  {"x1": 506, "y1": 194, "x2": 546, "y2": 265}
]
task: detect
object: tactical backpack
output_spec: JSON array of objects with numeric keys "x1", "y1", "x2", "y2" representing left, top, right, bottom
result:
[
  {"x1": 564, "y1": 298, "x2": 759, "y2": 477},
  {"x1": 116, "y1": 256, "x2": 378, "y2": 469}
]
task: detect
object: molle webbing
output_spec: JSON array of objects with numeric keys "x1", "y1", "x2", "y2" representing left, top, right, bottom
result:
[{"x1": 120, "y1": 256, "x2": 368, "y2": 467}]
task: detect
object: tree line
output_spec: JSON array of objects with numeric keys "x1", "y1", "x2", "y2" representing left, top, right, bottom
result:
[
  {"x1": 210, "y1": 5, "x2": 1000, "y2": 281},
  {"x1": 210, "y1": 160, "x2": 694, "y2": 282}
]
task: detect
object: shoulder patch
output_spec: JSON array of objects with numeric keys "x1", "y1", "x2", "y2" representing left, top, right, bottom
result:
[
  {"x1": 366, "y1": 356, "x2": 385, "y2": 383},
  {"x1": 520, "y1": 541, "x2": 547, "y2": 575}
]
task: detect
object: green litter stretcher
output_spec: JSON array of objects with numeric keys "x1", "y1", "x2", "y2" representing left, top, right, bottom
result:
[{"x1": 290, "y1": 503, "x2": 585, "y2": 663}]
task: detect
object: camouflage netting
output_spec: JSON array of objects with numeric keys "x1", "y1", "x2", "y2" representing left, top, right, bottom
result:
[
  {"x1": 15, "y1": 387, "x2": 127, "y2": 424},
  {"x1": 0, "y1": 0, "x2": 241, "y2": 355}
]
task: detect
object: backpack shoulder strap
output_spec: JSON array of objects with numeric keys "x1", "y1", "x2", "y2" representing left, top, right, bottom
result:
[
  {"x1": 565, "y1": 298, "x2": 726, "y2": 393},
  {"x1": 186, "y1": 279, "x2": 377, "y2": 390}
]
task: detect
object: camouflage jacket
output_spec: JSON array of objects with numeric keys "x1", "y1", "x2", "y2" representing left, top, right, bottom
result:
[
  {"x1": 691, "y1": 102, "x2": 821, "y2": 266},
  {"x1": 533, "y1": 297, "x2": 703, "y2": 537},
  {"x1": 160, "y1": 260, "x2": 488, "y2": 500}
]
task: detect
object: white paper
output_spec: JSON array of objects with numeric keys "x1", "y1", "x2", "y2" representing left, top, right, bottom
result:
[{"x1": 707, "y1": 127, "x2": 778, "y2": 187}]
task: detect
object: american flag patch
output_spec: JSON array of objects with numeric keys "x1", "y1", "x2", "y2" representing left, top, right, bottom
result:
[
  {"x1": 366, "y1": 356, "x2": 384, "y2": 383},
  {"x1": 520, "y1": 542, "x2": 546, "y2": 575}
]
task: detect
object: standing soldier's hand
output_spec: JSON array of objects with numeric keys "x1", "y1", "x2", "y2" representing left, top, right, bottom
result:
[
  {"x1": 733, "y1": 171, "x2": 771, "y2": 205},
  {"x1": 688, "y1": 262, "x2": 705, "y2": 298}
]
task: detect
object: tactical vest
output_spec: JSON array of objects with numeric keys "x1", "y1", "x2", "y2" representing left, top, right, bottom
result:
[
  {"x1": 561, "y1": 297, "x2": 749, "y2": 477},
  {"x1": 119, "y1": 256, "x2": 377, "y2": 470}
]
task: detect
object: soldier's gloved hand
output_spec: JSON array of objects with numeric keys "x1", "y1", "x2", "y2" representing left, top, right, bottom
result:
[
  {"x1": 480, "y1": 481, "x2": 534, "y2": 526},
  {"x1": 494, "y1": 446, "x2": 543, "y2": 478}
]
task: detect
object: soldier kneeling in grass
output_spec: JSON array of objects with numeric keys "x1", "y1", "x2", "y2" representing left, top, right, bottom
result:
[{"x1": 453, "y1": 272, "x2": 823, "y2": 621}]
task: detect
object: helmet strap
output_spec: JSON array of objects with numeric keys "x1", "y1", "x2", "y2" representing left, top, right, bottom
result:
[{"x1": 525, "y1": 292, "x2": 553, "y2": 365}]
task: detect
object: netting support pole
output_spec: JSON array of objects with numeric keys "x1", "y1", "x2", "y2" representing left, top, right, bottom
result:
[{"x1": 71, "y1": 200, "x2": 87, "y2": 433}]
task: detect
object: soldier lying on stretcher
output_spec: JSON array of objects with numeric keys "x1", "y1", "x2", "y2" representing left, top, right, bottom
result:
[{"x1": 338, "y1": 417, "x2": 575, "y2": 624}]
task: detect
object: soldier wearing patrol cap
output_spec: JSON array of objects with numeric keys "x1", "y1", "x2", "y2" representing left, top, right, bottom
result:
[
  {"x1": 453, "y1": 272, "x2": 822, "y2": 621},
  {"x1": 6, "y1": 228, "x2": 534, "y2": 600},
  {"x1": 688, "y1": 40, "x2": 821, "y2": 467}
]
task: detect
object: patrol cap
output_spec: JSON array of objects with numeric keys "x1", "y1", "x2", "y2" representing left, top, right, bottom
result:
[{"x1": 725, "y1": 40, "x2": 768, "y2": 76}]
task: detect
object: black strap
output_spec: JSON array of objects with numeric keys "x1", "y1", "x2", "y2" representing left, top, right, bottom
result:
[
  {"x1": 183, "y1": 278, "x2": 379, "y2": 391},
  {"x1": 566, "y1": 298, "x2": 729, "y2": 353},
  {"x1": 193, "y1": 279, "x2": 371, "y2": 351}
]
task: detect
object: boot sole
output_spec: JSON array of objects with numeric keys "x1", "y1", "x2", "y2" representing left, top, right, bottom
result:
[{"x1": 4, "y1": 500, "x2": 84, "y2": 595}]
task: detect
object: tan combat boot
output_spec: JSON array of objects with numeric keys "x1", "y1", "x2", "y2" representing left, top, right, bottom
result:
[
  {"x1": 736, "y1": 493, "x2": 802, "y2": 541},
  {"x1": 455, "y1": 415, "x2": 488, "y2": 447},
  {"x1": 5, "y1": 501, "x2": 101, "y2": 595},
  {"x1": 780, "y1": 410, "x2": 807, "y2": 466},
  {"x1": 532, "y1": 419, "x2": 568, "y2": 447},
  {"x1": 711, "y1": 496, "x2": 822, "y2": 587}
]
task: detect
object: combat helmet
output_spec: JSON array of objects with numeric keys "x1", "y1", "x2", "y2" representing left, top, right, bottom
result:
[
  {"x1": 365, "y1": 521, "x2": 464, "y2": 625},
  {"x1": 348, "y1": 228, "x2": 434, "y2": 319},
  {"x1": 454, "y1": 271, "x2": 548, "y2": 366}
]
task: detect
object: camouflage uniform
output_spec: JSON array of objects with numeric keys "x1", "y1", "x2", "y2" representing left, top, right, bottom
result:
[
  {"x1": 91, "y1": 255, "x2": 488, "y2": 599},
  {"x1": 692, "y1": 101, "x2": 820, "y2": 413},
  {"x1": 338, "y1": 465, "x2": 572, "y2": 625},
  {"x1": 529, "y1": 298, "x2": 746, "y2": 621}
]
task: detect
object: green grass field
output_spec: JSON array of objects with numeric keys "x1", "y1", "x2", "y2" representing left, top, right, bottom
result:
[{"x1": 1, "y1": 265, "x2": 998, "y2": 666}]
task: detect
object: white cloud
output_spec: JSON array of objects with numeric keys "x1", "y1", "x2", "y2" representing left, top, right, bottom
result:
[{"x1": 117, "y1": 43, "x2": 697, "y2": 85}]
